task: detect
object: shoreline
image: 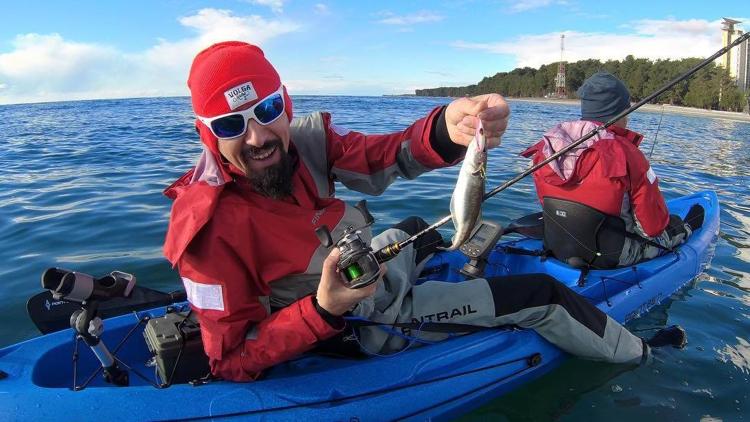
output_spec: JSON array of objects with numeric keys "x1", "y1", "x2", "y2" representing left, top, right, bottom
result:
[{"x1": 507, "y1": 97, "x2": 750, "y2": 123}]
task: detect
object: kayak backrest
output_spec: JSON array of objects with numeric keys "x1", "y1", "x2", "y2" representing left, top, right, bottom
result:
[{"x1": 542, "y1": 197, "x2": 626, "y2": 269}]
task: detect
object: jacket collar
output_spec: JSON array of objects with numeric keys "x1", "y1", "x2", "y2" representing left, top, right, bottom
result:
[{"x1": 585, "y1": 120, "x2": 644, "y2": 147}]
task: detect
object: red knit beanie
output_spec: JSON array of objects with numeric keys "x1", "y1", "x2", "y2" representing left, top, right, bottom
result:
[{"x1": 187, "y1": 41, "x2": 293, "y2": 156}]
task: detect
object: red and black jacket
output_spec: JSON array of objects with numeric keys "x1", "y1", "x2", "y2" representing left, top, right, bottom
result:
[
  {"x1": 521, "y1": 120, "x2": 670, "y2": 238},
  {"x1": 163, "y1": 108, "x2": 461, "y2": 381}
]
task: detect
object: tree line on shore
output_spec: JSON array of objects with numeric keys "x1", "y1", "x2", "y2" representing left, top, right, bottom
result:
[{"x1": 415, "y1": 55, "x2": 748, "y2": 112}]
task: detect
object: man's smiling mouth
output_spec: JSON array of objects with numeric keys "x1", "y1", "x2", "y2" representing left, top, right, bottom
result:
[{"x1": 245, "y1": 144, "x2": 278, "y2": 161}]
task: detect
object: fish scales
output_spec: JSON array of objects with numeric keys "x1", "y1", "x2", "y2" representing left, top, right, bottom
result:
[{"x1": 439, "y1": 122, "x2": 487, "y2": 251}]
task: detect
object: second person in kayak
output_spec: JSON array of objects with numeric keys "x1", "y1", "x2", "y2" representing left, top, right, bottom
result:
[{"x1": 522, "y1": 71, "x2": 704, "y2": 268}]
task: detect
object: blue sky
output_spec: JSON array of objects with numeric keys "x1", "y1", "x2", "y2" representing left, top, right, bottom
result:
[{"x1": 0, "y1": 0, "x2": 747, "y2": 104}]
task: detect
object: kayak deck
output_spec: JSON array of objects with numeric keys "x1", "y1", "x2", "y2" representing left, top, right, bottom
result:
[{"x1": 0, "y1": 191, "x2": 719, "y2": 421}]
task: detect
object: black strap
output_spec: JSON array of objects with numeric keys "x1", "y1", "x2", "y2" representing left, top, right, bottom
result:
[
  {"x1": 602, "y1": 219, "x2": 673, "y2": 252},
  {"x1": 577, "y1": 266, "x2": 590, "y2": 287},
  {"x1": 500, "y1": 246, "x2": 549, "y2": 257}
]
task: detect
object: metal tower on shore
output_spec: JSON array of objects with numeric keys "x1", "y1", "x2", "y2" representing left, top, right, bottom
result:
[{"x1": 555, "y1": 34, "x2": 567, "y2": 98}]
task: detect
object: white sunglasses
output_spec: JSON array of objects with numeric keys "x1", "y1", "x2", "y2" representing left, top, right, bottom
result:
[{"x1": 196, "y1": 87, "x2": 285, "y2": 139}]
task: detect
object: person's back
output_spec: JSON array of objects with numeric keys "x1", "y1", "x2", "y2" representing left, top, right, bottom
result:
[{"x1": 522, "y1": 71, "x2": 699, "y2": 267}]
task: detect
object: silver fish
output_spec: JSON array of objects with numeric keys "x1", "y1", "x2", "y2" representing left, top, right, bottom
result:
[{"x1": 439, "y1": 122, "x2": 488, "y2": 251}]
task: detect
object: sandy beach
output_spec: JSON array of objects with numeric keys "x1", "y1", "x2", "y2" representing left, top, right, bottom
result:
[{"x1": 509, "y1": 97, "x2": 750, "y2": 123}]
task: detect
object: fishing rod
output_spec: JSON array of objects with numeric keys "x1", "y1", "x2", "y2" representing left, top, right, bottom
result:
[{"x1": 374, "y1": 30, "x2": 750, "y2": 263}]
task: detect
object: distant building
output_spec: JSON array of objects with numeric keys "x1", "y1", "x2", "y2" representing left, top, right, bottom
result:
[
  {"x1": 719, "y1": 18, "x2": 750, "y2": 92},
  {"x1": 738, "y1": 30, "x2": 750, "y2": 92}
]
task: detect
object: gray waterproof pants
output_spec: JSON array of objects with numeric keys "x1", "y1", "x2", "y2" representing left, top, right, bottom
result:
[
  {"x1": 620, "y1": 215, "x2": 691, "y2": 266},
  {"x1": 353, "y1": 219, "x2": 646, "y2": 364}
]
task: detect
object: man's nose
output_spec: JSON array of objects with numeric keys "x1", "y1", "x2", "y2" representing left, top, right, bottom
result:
[{"x1": 242, "y1": 119, "x2": 270, "y2": 147}]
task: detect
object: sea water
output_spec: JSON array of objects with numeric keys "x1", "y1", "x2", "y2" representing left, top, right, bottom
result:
[{"x1": 1, "y1": 96, "x2": 748, "y2": 421}]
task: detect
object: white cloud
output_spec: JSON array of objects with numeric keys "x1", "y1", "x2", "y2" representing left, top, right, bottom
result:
[
  {"x1": 245, "y1": 0, "x2": 285, "y2": 14},
  {"x1": 177, "y1": 8, "x2": 298, "y2": 46},
  {"x1": 0, "y1": 33, "x2": 127, "y2": 102},
  {"x1": 284, "y1": 76, "x2": 418, "y2": 96},
  {"x1": 0, "y1": 33, "x2": 118, "y2": 81},
  {"x1": 507, "y1": 0, "x2": 567, "y2": 13},
  {"x1": 451, "y1": 19, "x2": 733, "y2": 69},
  {"x1": 377, "y1": 11, "x2": 443, "y2": 25},
  {"x1": 0, "y1": 9, "x2": 299, "y2": 104},
  {"x1": 314, "y1": 3, "x2": 330, "y2": 15}
]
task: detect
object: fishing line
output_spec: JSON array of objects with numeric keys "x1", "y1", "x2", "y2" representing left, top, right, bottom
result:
[
  {"x1": 648, "y1": 104, "x2": 665, "y2": 159},
  {"x1": 345, "y1": 316, "x2": 435, "y2": 358},
  {"x1": 630, "y1": 326, "x2": 669, "y2": 333}
]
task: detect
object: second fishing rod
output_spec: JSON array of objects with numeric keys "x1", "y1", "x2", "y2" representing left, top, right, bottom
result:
[{"x1": 325, "y1": 30, "x2": 750, "y2": 289}]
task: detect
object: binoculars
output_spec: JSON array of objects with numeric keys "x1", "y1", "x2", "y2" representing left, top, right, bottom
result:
[{"x1": 41, "y1": 268, "x2": 136, "y2": 303}]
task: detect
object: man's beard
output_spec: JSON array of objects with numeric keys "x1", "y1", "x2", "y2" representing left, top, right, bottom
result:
[{"x1": 246, "y1": 141, "x2": 294, "y2": 199}]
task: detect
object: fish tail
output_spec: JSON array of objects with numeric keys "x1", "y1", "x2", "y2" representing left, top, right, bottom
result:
[
  {"x1": 436, "y1": 234, "x2": 460, "y2": 251},
  {"x1": 436, "y1": 244, "x2": 459, "y2": 251}
]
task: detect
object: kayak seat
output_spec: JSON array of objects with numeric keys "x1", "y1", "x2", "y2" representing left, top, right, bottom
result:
[{"x1": 542, "y1": 197, "x2": 627, "y2": 270}]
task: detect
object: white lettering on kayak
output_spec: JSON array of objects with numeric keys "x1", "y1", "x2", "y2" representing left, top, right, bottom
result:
[
  {"x1": 181, "y1": 277, "x2": 225, "y2": 311},
  {"x1": 224, "y1": 82, "x2": 258, "y2": 110},
  {"x1": 646, "y1": 166, "x2": 657, "y2": 184}
]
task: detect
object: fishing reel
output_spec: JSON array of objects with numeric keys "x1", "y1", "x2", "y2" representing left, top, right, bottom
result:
[{"x1": 316, "y1": 200, "x2": 382, "y2": 289}]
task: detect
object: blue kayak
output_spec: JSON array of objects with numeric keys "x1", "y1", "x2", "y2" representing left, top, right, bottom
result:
[{"x1": 0, "y1": 191, "x2": 719, "y2": 421}]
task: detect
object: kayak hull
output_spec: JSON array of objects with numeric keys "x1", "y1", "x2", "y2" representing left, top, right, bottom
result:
[{"x1": 0, "y1": 191, "x2": 719, "y2": 421}]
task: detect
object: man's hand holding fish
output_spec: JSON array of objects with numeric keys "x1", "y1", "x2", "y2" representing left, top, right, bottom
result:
[{"x1": 445, "y1": 93, "x2": 509, "y2": 148}]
